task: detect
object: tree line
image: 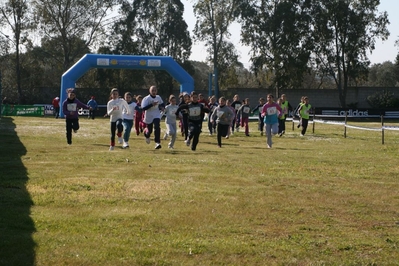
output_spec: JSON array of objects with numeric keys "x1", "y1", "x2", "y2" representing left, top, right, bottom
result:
[{"x1": 0, "y1": 0, "x2": 398, "y2": 107}]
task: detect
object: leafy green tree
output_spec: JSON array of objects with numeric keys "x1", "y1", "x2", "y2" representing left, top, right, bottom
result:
[
  {"x1": 394, "y1": 53, "x2": 399, "y2": 86},
  {"x1": 193, "y1": 0, "x2": 242, "y2": 97},
  {"x1": 311, "y1": 0, "x2": 389, "y2": 107},
  {"x1": 241, "y1": 0, "x2": 313, "y2": 96},
  {"x1": 0, "y1": 0, "x2": 34, "y2": 103},
  {"x1": 103, "y1": 0, "x2": 192, "y2": 95},
  {"x1": 368, "y1": 61, "x2": 397, "y2": 87},
  {"x1": 32, "y1": 0, "x2": 116, "y2": 72}
]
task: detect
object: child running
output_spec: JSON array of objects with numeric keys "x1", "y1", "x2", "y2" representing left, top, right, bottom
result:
[
  {"x1": 134, "y1": 95, "x2": 145, "y2": 135},
  {"x1": 278, "y1": 94, "x2": 293, "y2": 136},
  {"x1": 207, "y1": 96, "x2": 218, "y2": 135},
  {"x1": 225, "y1": 99, "x2": 236, "y2": 139},
  {"x1": 176, "y1": 91, "x2": 209, "y2": 151},
  {"x1": 107, "y1": 88, "x2": 130, "y2": 151},
  {"x1": 122, "y1": 92, "x2": 137, "y2": 148},
  {"x1": 141, "y1": 85, "x2": 164, "y2": 149},
  {"x1": 230, "y1": 94, "x2": 241, "y2": 133},
  {"x1": 62, "y1": 88, "x2": 91, "y2": 145},
  {"x1": 297, "y1": 96, "x2": 312, "y2": 136},
  {"x1": 210, "y1": 96, "x2": 235, "y2": 148},
  {"x1": 252, "y1": 97, "x2": 265, "y2": 136},
  {"x1": 178, "y1": 92, "x2": 190, "y2": 140},
  {"x1": 237, "y1": 98, "x2": 252, "y2": 136},
  {"x1": 261, "y1": 94, "x2": 282, "y2": 148},
  {"x1": 163, "y1": 95, "x2": 179, "y2": 149}
]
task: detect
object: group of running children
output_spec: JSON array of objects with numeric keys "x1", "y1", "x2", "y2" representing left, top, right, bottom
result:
[{"x1": 61, "y1": 87, "x2": 312, "y2": 150}]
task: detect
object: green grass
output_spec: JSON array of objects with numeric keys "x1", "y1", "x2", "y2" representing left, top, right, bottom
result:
[{"x1": 1, "y1": 116, "x2": 399, "y2": 265}]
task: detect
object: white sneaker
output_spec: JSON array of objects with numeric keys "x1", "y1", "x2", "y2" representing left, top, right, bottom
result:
[
  {"x1": 300, "y1": 134, "x2": 304, "y2": 137},
  {"x1": 123, "y1": 141, "x2": 129, "y2": 148},
  {"x1": 109, "y1": 146, "x2": 114, "y2": 151},
  {"x1": 146, "y1": 137, "x2": 150, "y2": 144},
  {"x1": 168, "y1": 145, "x2": 174, "y2": 149},
  {"x1": 155, "y1": 143, "x2": 162, "y2": 149},
  {"x1": 118, "y1": 137, "x2": 123, "y2": 144},
  {"x1": 163, "y1": 134, "x2": 168, "y2": 140},
  {"x1": 185, "y1": 139, "x2": 191, "y2": 146}
]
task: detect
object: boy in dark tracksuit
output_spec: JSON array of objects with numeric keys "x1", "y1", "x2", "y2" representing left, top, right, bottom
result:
[{"x1": 176, "y1": 92, "x2": 209, "y2": 151}]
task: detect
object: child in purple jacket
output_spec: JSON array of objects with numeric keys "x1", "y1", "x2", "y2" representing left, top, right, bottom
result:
[{"x1": 62, "y1": 88, "x2": 91, "y2": 145}]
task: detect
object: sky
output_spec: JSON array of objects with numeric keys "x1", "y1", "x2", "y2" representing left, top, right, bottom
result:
[{"x1": 182, "y1": 0, "x2": 399, "y2": 69}]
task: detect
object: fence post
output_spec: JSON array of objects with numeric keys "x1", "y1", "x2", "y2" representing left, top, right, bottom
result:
[
  {"x1": 312, "y1": 109, "x2": 315, "y2": 134},
  {"x1": 344, "y1": 110, "x2": 348, "y2": 138},
  {"x1": 381, "y1": 115, "x2": 384, "y2": 145}
]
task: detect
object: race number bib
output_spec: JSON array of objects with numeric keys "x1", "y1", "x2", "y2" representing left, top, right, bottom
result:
[
  {"x1": 258, "y1": 107, "x2": 263, "y2": 113},
  {"x1": 217, "y1": 110, "x2": 225, "y2": 118},
  {"x1": 235, "y1": 104, "x2": 241, "y2": 111},
  {"x1": 267, "y1": 106, "x2": 277, "y2": 115},
  {"x1": 189, "y1": 106, "x2": 201, "y2": 116},
  {"x1": 243, "y1": 106, "x2": 250, "y2": 114},
  {"x1": 67, "y1": 103, "x2": 77, "y2": 112}
]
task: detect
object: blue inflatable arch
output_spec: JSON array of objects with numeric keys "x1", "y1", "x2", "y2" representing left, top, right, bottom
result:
[{"x1": 60, "y1": 54, "x2": 194, "y2": 118}]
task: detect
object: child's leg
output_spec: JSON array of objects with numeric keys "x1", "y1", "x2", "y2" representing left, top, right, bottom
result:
[
  {"x1": 191, "y1": 123, "x2": 200, "y2": 151},
  {"x1": 244, "y1": 117, "x2": 249, "y2": 135},
  {"x1": 116, "y1": 119, "x2": 123, "y2": 142},
  {"x1": 217, "y1": 123, "x2": 222, "y2": 146},
  {"x1": 153, "y1": 118, "x2": 161, "y2": 144},
  {"x1": 122, "y1": 119, "x2": 132, "y2": 142},
  {"x1": 281, "y1": 117, "x2": 286, "y2": 133},
  {"x1": 166, "y1": 123, "x2": 175, "y2": 147},
  {"x1": 66, "y1": 119, "x2": 73, "y2": 144},
  {"x1": 265, "y1": 124, "x2": 273, "y2": 147},
  {"x1": 72, "y1": 119, "x2": 80, "y2": 132},
  {"x1": 134, "y1": 116, "x2": 140, "y2": 135},
  {"x1": 301, "y1": 119, "x2": 309, "y2": 135},
  {"x1": 110, "y1": 122, "x2": 117, "y2": 146},
  {"x1": 278, "y1": 119, "x2": 284, "y2": 134},
  {"x1": 145, "y1": 122, "x2": 153, "y2": 138},
  {"x1": 271, "y1": 123, "x2": 279, "y2": 135}
]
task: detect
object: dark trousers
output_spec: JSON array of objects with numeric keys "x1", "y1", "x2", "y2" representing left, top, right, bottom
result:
[
  {"x1": 258, "y1": 117, "x2": 264, "y2": 132},
  {"x1": 110, "y1": 119, "x2": 123, "y2": 145},
  {"x1": 145, "y1": 118, "x2": 161, "y2": 143},
  {"x1": 88, "y1": 109, "x2": 96, "y2": 119},
  {"x1": 188, "y1": 122, "x2": 201, "y2": 150},
  {"x1": 66, "y1": 118, "x2": 79, "y2": 144},
  {"x1": 181, "y1": 115, "x2": 189, "y2": 139},
  {"x1": 301, "y1": 118, "x2": 309, "y2": 135},
  {"x1": 217, "y1": 123, "x2": 229, "y2": 146},
  {"x1": 278, "y1": 118, "x2": 286, "y2": 134},
  {"x1": 54, "y1": 107, "x2": 60, "y2": 118}
]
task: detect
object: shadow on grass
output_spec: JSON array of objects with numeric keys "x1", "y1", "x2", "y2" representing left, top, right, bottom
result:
[{"x1": 0, "y1": 117, "x2": 36, "y2": 265}]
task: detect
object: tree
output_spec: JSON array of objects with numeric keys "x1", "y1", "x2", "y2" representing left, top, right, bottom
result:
[
  {"x1": 241, "y1": 0, "x2": 313, "y2": 96},
  {"x1": 104, "y1": 0, "x2": 192, "y2": 94},
  {"x1": 0, "y1": 0, "x2": 33, "y2": 103},
  {"x1": 311, "y1": 0, "x2": 389, "y2": 107},
  {"x1": 394, "y1": 53, "x2": 399, "y2": 86},
  {"x1": 368, "y1": 61, "x2": 397, "y2": 87},
  {"x1": 193, "y1": 0, "x2": 242, "y2": 97},
  {"x1": 32, "y1": 0, "x2": 116, "y2": 72}
]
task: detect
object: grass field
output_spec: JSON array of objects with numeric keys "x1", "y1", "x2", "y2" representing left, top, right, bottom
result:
[{"x1": 1, "y1": 116, "x2": 399, "y2": 265}]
